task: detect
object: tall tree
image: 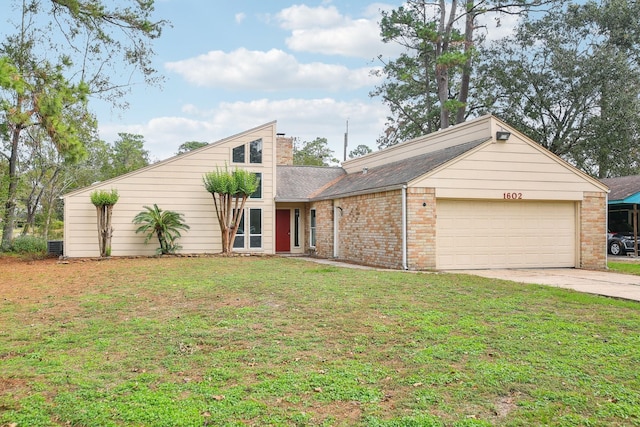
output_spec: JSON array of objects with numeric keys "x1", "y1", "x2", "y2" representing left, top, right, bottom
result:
[
  {"x1": 479, "y1": 0, "x2": 640, "y2": 177},
  {"x1": 0, "y1": 0, "x2": 166, "y2": 247},
  {"x1": 293, "y1": 137, "x2": 338, "y2": 166},
  {"x1": 0, "y1": 44, "x2": 89, "y2": 247},
  {"x1": 110, "y1": 133, "x2": 149, "y2": 176},
  {"x1": 371, "y1": 0, "x2": 558, "y2": 148},
  {"x1": 11, "y1": 0, "x2": 167, "y2": 105}
]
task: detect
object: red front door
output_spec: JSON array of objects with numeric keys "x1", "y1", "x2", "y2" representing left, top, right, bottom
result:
[{"x1": 276, "y1": 209, "x2": 291, "y2": 252}]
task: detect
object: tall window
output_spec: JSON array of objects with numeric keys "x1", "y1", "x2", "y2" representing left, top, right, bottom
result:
[
  {"x1": 249, "y1": 209, "x2": 262, "y2": 248},
  {"x1": 310, "y1": 209, "x2": 316, "y2": 248},
  {"x1": 232, "y1": 144, "x2": 245, "y2": 163},
  {"x1": 294, "y1": 208, "x2": 300, "y2": 247},
  {"x1": 232, "y1": 208, "x2": 262, "y2": 249},
  {"x1": 250, "y1": 173, "x2": 262, "y2": 199},
  {"x1": 250, "y1": 139, "x2": 262, "y2": 163},
  {"x1": 233, "y1": 209, "x2": 245, "y2": 249}
]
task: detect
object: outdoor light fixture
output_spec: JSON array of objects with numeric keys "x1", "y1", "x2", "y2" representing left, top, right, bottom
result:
[{"x1": 496, "y1": 131, "x2": 511, "y2": 141}]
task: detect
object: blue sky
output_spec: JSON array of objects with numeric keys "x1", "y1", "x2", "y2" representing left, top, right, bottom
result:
[
  {"x1": 4, "y1": 0, "x2": 519, "y2": 162},
  {"x1": 96, "y1": 0, "x2": 408, "y2": 161}
]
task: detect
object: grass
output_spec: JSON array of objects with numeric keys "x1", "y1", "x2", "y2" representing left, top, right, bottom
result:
[
  {"x1": 1, "y1": 256, "x2": 639, "y2": 426},
  {"x1": 608, "y1": 261, "x2": 640, "y2": 276}
]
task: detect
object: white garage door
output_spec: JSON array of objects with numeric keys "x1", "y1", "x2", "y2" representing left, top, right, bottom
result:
[{"x1": 436, "y1": 200, "x2": 576, "y2": 269}]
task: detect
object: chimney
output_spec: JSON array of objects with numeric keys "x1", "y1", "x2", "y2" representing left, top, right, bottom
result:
[{"x1": 276, "y1": 133, "x2": 293, "y2": 165}]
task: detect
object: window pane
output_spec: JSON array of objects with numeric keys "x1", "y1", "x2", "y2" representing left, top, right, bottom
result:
[
  {"x1": 250, "y1": 139, "x2": 262, "y2": 163},
  {"x1": 250, "y1": 209, "x2": 261, "y2": 234},
  {"x1": 233, "y1": 210, "x2": 245, "y2": 249},
  {"x1": 250, "y1": 173, "x2": 262, "y2": 199},
  {"x1": 249, "y1": 209, "x2": 262, "y2": 248},
  {"x1": 233, "y1": 144, "x2": 245, "y2": 163},
  {"x1": 294, "y1": 209, "x2": 300, "y2": 247},
  {"x1": 310, "y1": 209, "x2": 316, "y2": 247},
  {"x1": 235, "y1": 210, "x2": 245, "y2": 234}
]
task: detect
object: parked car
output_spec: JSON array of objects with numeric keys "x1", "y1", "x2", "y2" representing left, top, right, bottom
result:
[{"x1": 608, "y1": 231, "x2": 637, "y2": 255}]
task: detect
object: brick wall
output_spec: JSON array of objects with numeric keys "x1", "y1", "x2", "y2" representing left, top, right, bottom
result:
[
  {"x1": 276, "y1": 137, "x2": 293, "y2": 165},
  {"x1": 580, "y1": 191, "x2": 607, "y2": 269},
  {"x1": 333, "y1": 190, "x2": 404, "y2": 269},
  {"x1": 309, "y1": 200, "x2": 334, "y2": 258}
]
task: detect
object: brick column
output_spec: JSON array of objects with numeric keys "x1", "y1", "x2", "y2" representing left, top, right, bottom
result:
[
  {"x1": 406, "y1": 188, "x2": 436, "y2": 270},
  {"x1": 580, "y1": 192, "x2": 607, "y2": 270}
]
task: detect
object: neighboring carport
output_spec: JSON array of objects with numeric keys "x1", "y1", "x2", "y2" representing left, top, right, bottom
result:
[{"x1": 600, "y1": 175, "x2": 640, "y2": 257}]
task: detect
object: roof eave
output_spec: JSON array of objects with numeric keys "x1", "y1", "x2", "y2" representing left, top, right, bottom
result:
[
  {"x1": 275, "y1": 197, "x2": 310, "y2": 203},
  {"x1": 311, "y1": 183, "x2": 406, "y2": 201}
]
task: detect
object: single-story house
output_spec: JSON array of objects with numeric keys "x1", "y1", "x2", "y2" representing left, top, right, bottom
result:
[{"x1": 63, "y1": 114, "x2": 608, "y2": 270}]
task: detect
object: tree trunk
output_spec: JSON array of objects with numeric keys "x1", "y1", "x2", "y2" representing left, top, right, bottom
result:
[
  {"x1": 456, "y1": 5, "x2": 475, "y2": 124},
  {"x1": 1, "y1": 125, "x2": 22, "y2": 249},
  {"x1": 96, "y1": 204, "x2": 114, "y2": 257}
]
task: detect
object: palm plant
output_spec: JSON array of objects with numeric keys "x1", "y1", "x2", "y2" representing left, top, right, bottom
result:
[{"x1": 132, "y1": 204, "x2": 190, "y2": 255}]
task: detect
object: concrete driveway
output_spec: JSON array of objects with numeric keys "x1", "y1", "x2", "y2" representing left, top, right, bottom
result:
[
  {"x1": 294, "y1": 256, "x2": 640, "y2": 302},
  {"x1": 451, "y1": 268, "x2": 640, "y2": 302}
]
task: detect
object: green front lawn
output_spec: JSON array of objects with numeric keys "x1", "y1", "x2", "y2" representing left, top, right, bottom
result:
[{"x1": 1, "y1": 256, "x2": 639, "y2": 426}]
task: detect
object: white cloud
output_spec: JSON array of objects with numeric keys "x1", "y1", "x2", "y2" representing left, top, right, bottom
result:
[
  {"x1": 235, "y1": 12, "x2": 246, "y2": 24},
  {"x1": 165, "y1": 48, "x2": 382, "y2": 91},
  {"x1": 99, "y1": 98, "x2": 390, "y2": 161},
  {"x1": 275, "y1": 4, "x2": 346, "y2": 30},
  {"x1": 274, "y1": 3, "x2": 401, "y2": 59}
]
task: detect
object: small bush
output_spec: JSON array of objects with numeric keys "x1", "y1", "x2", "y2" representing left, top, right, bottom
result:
[{"x1": 11, "y1": 235, "x2": 47, "y2": 256}]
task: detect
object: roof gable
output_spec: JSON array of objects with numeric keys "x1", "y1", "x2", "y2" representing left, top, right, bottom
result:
[{"x1": 63, "y1": 121, "x2": 277, "y2": 198}]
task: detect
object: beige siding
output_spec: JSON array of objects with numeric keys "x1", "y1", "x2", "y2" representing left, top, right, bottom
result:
[
  {"x1": 413, "y1": 134, "x2": 605, "y2": 200},
  {"x1": 63, "y1": 122, "x2": 277, "y2": 257},
  {"x1": 342, "y1": 115, "x2": 492, "y2": 173}
]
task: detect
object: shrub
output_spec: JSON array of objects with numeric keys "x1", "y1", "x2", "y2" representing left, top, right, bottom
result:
[
  {"x1": 90, "y1": 189, "x2": 119, "y2": 206},
  {"x1": 133, "y1": 204, "x2": 190, "y2": 255},
  {"x1": 11, "y1": 235, "x2": 47, "y2": 256}
]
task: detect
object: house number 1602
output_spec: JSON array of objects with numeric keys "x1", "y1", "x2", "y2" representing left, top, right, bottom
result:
[{"x1": 503, "y1": 192, "x2": 523, "y2": 199}]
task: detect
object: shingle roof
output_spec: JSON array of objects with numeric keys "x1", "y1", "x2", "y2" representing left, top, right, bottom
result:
[
  {"x1": 312, "y1": 138, "x2": 490, "y2": 200},
  {"x1": 276, "y1": 165, "x2": 345, "y2": 201},
  {"x1": 600, "y1": 175, "x2": 640, "y2": 201}
]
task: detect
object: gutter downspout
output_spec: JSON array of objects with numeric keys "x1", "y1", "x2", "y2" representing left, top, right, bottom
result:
[
  {"x1": 605, "y1": 192, "x2": 609, "y2": 269},
  {"x1": 333, "y1": 204, "x2": 339, "y2": 258},
  {"x1": 402, "y1": 185, "x2": 408, "y2": 270}
]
